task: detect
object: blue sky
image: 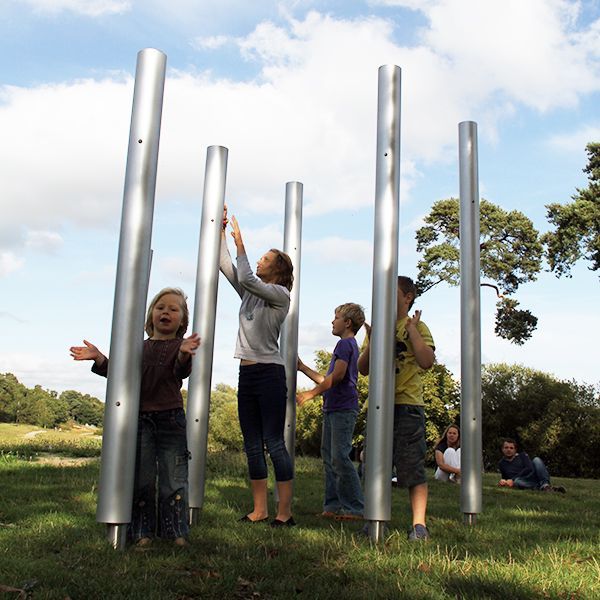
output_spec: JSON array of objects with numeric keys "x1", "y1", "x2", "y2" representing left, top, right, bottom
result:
[{"x1": 1, "y1": 0, "x2": 599, "y2": 401}]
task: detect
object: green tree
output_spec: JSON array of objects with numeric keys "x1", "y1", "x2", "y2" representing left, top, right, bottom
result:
[
  {"x1": 0, "y1": 373, "x2": 27, "y2": 422},
  {"x1": 18, "y1": 385, "x2": 60, "y2": 428},
  {"x1": 416, "y1": 198, "x2": 543, "y2": 344},
  {"x1": 543, "y1": 142, "x2": 600, "y2": 277},
  {"x1": 481, "y1": 363, "x2": 600, "y2": 477},
  {"x1": 59, "y1": 390, "x2": 104, "y2": 426}
]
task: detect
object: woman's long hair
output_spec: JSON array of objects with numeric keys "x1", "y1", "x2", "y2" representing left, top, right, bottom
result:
[{"x1": 269, "y1": 248, "x2": 294, "y2": 291}]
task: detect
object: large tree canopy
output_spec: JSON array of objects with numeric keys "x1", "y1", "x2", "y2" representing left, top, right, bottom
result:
[
  {"x1": 543, "y1": 142, "x2": 600, "y2": 277},
  {"x1": 415, "y1": 198, "x2": 543, "y2": 344}
]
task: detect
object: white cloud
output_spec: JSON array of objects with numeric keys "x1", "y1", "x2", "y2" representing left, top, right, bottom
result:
[
  {"x1": 547, "y1": 124, "x2": 600, "y2": 151},
  {"x1": 0, "y1": 252, "x2": 24, "y2": 276},
  {"x1": 191, "y1": 35, "x2": 230, "y2": 50},
  {"x1": 0, "y1": 76, "x2": 131, "y2": 255},
  {"x1": 20, "y1": 0, "x2": 131, "y2": 17},
  {"x1": 26, "y1": 230, "x2": 64, "y2": 253},
  {"x1": 3, "y1": 6, "x2": 600, "y2": 275}
]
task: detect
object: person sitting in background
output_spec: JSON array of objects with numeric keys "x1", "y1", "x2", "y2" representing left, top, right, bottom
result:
[
  {"x1": 434, "y1": 424, "x2": 461, "y2": 483},
  {"x1": 498, "y1": 438, "x2": 566, "y2": 493}
]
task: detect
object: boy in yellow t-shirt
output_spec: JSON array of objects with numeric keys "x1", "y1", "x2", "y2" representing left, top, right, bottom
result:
[{"x1": 358, "y1": 276, "x2": 435, "y2": 541}]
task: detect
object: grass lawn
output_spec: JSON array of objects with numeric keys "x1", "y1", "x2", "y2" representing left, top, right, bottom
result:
[{"x1": 0, "y1": 434, "x2": 598, "y2": 599}]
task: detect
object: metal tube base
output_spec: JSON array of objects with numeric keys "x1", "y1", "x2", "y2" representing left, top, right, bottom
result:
[
  {"x1": 463, "y1": 513, "x2": 477, "y2": 526},
  {"x1": 106, "y1": 524, "x2": 127, "y2": 550},
  {"x1": 366, "y1": 520, "x2": 388, "y2": 543},
  {"x1": 189, "y1": 507, "x2": 200, "y2": 526}
]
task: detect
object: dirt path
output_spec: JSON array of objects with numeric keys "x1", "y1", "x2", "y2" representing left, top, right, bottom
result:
[{"x1": 23, "y1": 430, "x2": 45, "y2": 439}]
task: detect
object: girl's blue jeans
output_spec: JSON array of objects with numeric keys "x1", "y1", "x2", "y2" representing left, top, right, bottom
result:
[
  {"x1": 129, "y1": 407, "x2": 190, "y2": 542},
  {"x1": 321, "y1": 409, "x2": 364, "y2": 515},
  {"x1": 237, "y1": 363, "x2": 293, "y2": 481}
]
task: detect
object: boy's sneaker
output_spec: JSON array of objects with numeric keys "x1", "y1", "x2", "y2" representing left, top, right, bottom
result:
[{"x1": 408, "y1": 524, "x2": 430, "y2": 541}]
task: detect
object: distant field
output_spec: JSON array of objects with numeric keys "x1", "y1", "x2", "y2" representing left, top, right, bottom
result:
[{"x1": 0, "y1": 422, "x2": 102, "y2": 458}]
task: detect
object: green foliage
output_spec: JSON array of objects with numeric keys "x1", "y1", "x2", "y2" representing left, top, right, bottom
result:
[
  {"x1": 422, "y1": 363, "x2": 461, "y2": 450},
  {"x1": 0, "y1": 374, "x2": 104, "y2": 428},
  {"x1": 59, "y1": 390, "x2": 104, "y2": 426},
  {"x1": 207, "y1": 383, "x2": 243, "y2": 452},
  {"x1": 481, "y1": 363, "x2": 600, "y2": 477},
  {"x1": 416, "y1": 197, "x2": 543, "y2": 343},
  {"x1": 494, "y1": 297, "x2": 538, "y2": 345},
  {"x1": 543, "y1": 142, "x2": 600, "y2": 277},
  {"x1": 0, "y1": 373, "x2": 28, "y2": 422},
  {"x1": 295, "y1": 398, "x2": 323, "y2": 456}
]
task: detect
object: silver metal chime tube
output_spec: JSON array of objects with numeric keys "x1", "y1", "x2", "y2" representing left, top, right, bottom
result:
[
  {"x1": 97, "y1": 48, "x2": 167, "y2": 549},
  {"x1": 281, "y1": 182, "x2": 304, "y2": 468},
  {"x1": 187, "y1": 146, "x2": 229, "y2": 525},
  {"x1": 364, "y1": 65, "x2": 402, "y2": 543},
  {"x1": 458, "y1": 121, "x2": 483, "y2": 524}
]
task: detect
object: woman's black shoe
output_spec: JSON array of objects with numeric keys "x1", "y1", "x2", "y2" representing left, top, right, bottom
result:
[
  {"x1": 239, "y1": 514, "x2": 269, "y2": 523},
  {"x1": 270, "y1": 517, "x2": 296, "y2": 527}
]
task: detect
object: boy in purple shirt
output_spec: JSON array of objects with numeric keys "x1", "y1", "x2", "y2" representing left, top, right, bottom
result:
[{"x1": 297, "y1": 303, "x2": 365, "y2": 520}]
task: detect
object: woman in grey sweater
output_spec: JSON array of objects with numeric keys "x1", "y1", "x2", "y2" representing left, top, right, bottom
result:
[{"x1": 220, "y1": 206, "x2": 296, "y2": 527}]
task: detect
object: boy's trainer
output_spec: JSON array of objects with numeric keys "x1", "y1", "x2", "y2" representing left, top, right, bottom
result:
[{"x1": 408, "y1": 524, "x2": 430, "y2": 541}]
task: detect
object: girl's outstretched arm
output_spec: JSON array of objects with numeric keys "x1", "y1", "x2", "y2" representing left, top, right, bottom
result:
[{"x1": 70, "y1": 340, "x2": 106, "y2": 366}]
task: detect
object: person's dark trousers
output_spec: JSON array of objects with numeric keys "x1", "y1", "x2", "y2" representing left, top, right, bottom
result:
[
  {"x1": 514, "y1": 457, "x2": 551, "y2": 490},
  {"x1": 237, "y1": 363, "x2": 293, "y2": 481},
  {"x1": 129, "y1": 408, "x2": 190, "y2": 542}
]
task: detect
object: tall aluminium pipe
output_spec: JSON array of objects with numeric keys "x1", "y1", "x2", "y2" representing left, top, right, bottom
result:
[
  {"x1": 187, "y1": 145, "x2": 228, "y2": 524},
  {"x1": 458, "y1": 121, "x2": 483, "y2": 524},
  {"x1": 97, "y1": 48, "x2": 167, "y2": 548},
  {"x1": 281, "y1": 182, "x2": 303, "y2": 469},
  {"x1": 364, "y1": 65, "x2": 401, "y2": 543}
]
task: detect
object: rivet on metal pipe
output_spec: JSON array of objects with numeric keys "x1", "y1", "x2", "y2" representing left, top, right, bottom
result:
[
  {"x1": 96, "y1": 48, "x2": 167, "y2": 549},
  {"x1": 459, "y1": 121, "x2": 483, "y2": 521},
  {"x1": 363, "y1": 65, "x2": 401, "y2": 543},
  {"x1": 187, "y1": 145, "x2": 229, "y2": 523}
]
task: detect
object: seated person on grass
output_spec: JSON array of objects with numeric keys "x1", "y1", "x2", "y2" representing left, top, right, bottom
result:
[
  {"x1": 498, "y1": 438, "x2": 566, "y2": 493},
  {"x1": 434, "y1": 424, "x2": 461, "y2": 483}
]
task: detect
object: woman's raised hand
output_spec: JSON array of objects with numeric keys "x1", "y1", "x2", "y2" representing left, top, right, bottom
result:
[
  {"x1": 230, "y1": 215, "x2": 244, "y2": 250},
  {"x1": 222, "y1": 204, "x2": 229, "y2": 232}
]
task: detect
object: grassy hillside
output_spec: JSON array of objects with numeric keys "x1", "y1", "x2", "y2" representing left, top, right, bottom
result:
[{"x1": 0, "y1": 433, "x2": 598, "y2": 599}]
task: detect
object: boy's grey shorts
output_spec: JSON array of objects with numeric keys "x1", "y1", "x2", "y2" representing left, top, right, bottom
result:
[{"x1": 393, "y1": 404, "x2": 427, "y2": 488}]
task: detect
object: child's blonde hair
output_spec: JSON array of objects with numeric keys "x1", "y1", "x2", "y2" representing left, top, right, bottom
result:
[
  {"x1": 145, "y1": 287, "x2": 189, "y2": 338},
  {"x1": 335, "y1": 303, "x2": 365, "y2": 334}
]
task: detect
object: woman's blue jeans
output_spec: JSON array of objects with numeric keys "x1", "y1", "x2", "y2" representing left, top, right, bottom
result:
[
  {"x1": 321, "y1": 409, "x2": 364, "y2": 515},
  {"x1": 237, "y1": 363, "x2": 293, "y2": 481},
  {"x1": 129, "y1": 407, "x2": 190, "y2": 542}
]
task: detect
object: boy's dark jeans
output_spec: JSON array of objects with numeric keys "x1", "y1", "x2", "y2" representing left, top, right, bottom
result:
[
  {"x1": 237, "y1": 363, "x2": 293, "y2": 481},
  {"x1": 129, "y1": 407, "x2": 190, "y2": 542}
]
